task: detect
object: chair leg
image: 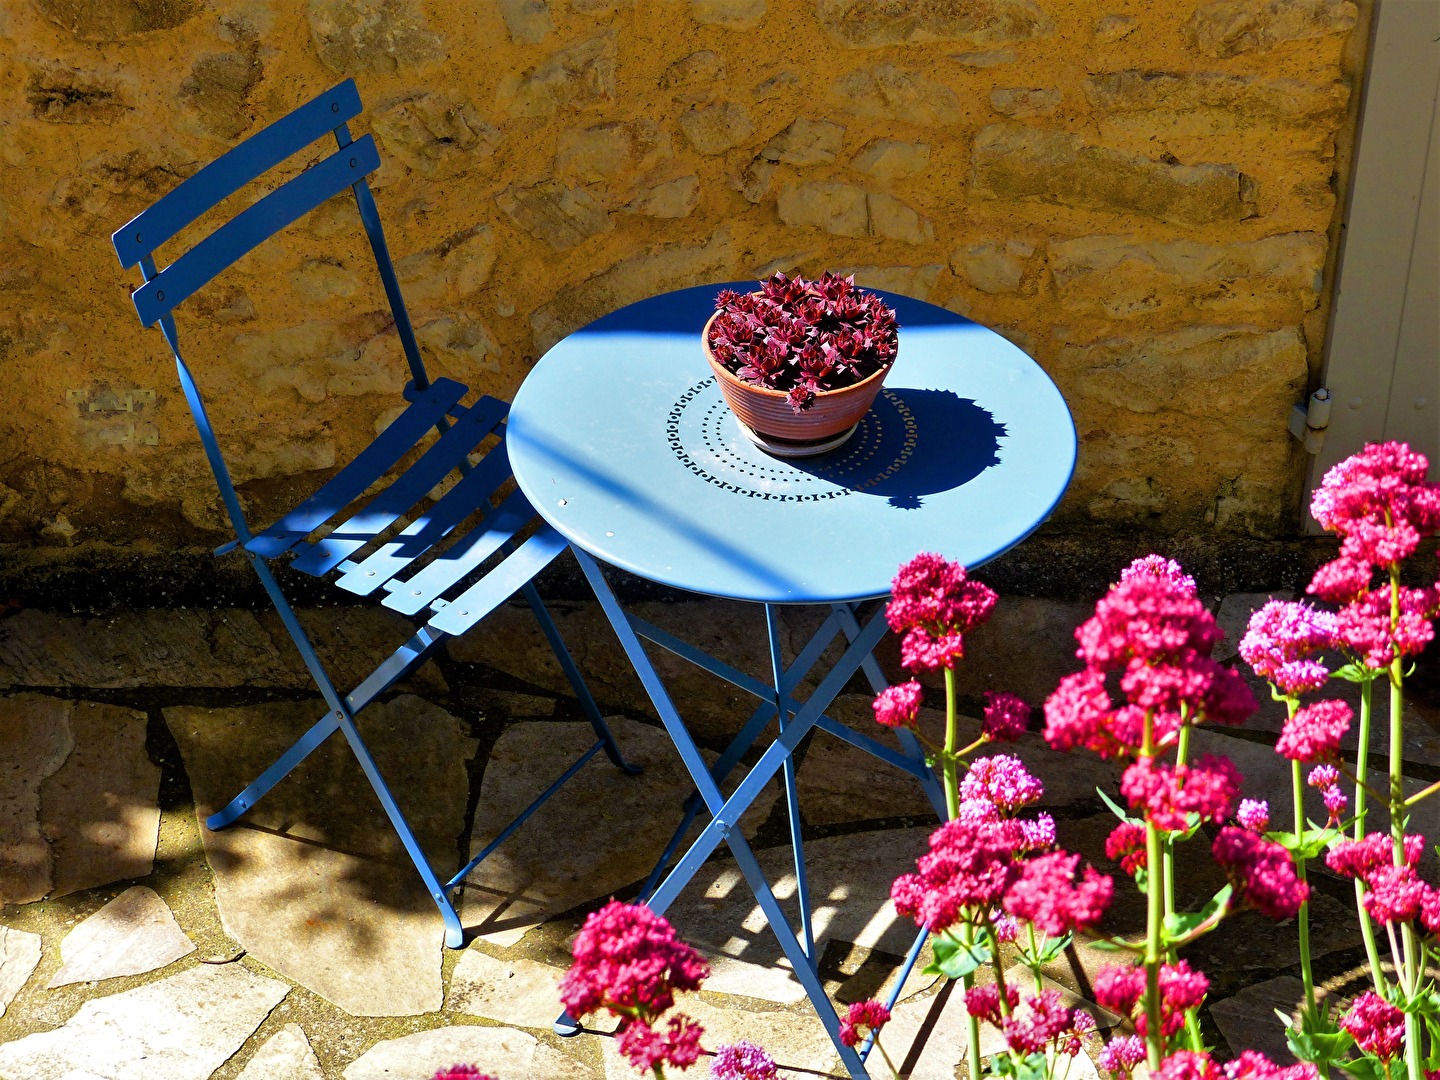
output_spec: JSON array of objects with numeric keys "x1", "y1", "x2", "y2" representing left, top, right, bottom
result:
[
  {"x1": 206, "y1": 710, "x2": 342, "y2": 829},
  {"x1": 521, "y1": 580, "x2": 640, "y2": 774}
]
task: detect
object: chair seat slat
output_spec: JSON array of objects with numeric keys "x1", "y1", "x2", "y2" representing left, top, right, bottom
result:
[
  {"x1": 288, "y1": 396, "x2": 508, "y2": 577},
  {"x1": 425, "y1": 526, "x2": 570, "y2": 638},
  {"x1": 334, "y1": 450, "x2": 519, "y2": 595},
  {"x1": 380, "y1": 488, "x2": 534, "y2": 614},
  {"x1": 112, "y1": 80, "x2": 362, "y2": 269},
  {"x1": 246, "y1": 378, "x2": 467, "y2": 559},
  {"x1": 132, "y1": 136, "x2": 381, "y2": 327}
]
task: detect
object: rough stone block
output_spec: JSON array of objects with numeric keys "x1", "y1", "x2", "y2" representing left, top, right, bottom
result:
[
  {"x1": 625, "y1": 175, "x2": 701, "y2": 218},
  {"x1": 499, "y1": 0, "x2": 552, "y2": 43},
  {"x1": 679, "y1": 102, "x2": 756, "y2": 155},
  {"x1": 691, "y1": 0, "x2": 765, "y2": 28},
  {"x1": 344, "y1": 1027, "x2": 589, "y2": 1080},
  {"x1": 833, "y1": 264, "x2": 944, "y2": 300},
  {"x1": 1093, "y1": 13, "x2": 1137, "y2": 42},
  {"x1": 867, "y1": 192, "x2": 935, "y2": 245},
  {"x1": 778, "y1": 181, "x2": 869, "y2": 238},
  {"x1": 373, "y1": 92, "x2": 500, "y2": 178},
  {"x1": 953, "y1": 239, "x2": 1032, "y2": 293},
  {"x1": 0, "y1": 926, "x2": 42, "y2": 1020},
  {"x1": 971, "y1": 123, "x2": 1257, "y2": 226},
  {"x1": 990, "y1": 86, "x2": 1061, "y2": 118},
  {"x1": 496, "y1": 180, "x2": 613, "y2": 250},
  {"x1": 1185, "y1": 0, "x2": 1358, "y2": 58},
  {"x1": 25, "y1": 65, "x2": 128, "y2": 124},
  {"x1": 396, "y1": 224, "x2": 497, "y2": 305},
  {"x1": 180, "y1": 50, "x2": 263, "y2": 139},
  {"x1": 33, "y1": 0, "x2": 202, "y2": 40},
  {"x1": 851, "y1": 138, "x2": 931, "y2": 179},
  {"x1": 47, "y1": 885, "x2": 194, "y2": 988},
  {"x1": 236, "y1": 1024, "x2": 325, "y2": 1080},
  {"x1": 416, "y1": 314, "x2": 502, "y2": 378},
  {"x1": 663, "y1": 50, "x2": 727, "y2": 104},
  {"x1": 1050, "y1": 232, "x2": 1326, "y2": 322},
  {"x1": 498, "y1": 31, "x2": 617, "y2": 117},
  {"x1": 555, "y1": 119, "x2": 672, "y2": 182},
  {"x1": 829, "y1": 63, "x2": 962, "y2": 125},
  {"x1": 1085, "y1": 70, "x2": 1349, "y2": 125},
  {"x1": 530, "y1": 229, "x2": 736, "y2": 353},
  {"x1": 761, "y1": 117, "x2": 845, "y2": 166},
  {"x1": 817, "y1": 0, "x2": 1052, "y2": 48},
  {"x1": 448, "y1": 949, "x2": 567, "y2": 1027},
  {"x1": 306, "y1": 0, "x2": 444, "y2": 75}
]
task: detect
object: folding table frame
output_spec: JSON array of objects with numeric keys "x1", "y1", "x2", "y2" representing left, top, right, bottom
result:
[
  {"x1": 111, "y1": 79, "x2": 637, "y2": 949},
  {"x1": 555, "y1": 548, "x2": 947, "y2": 1079}
]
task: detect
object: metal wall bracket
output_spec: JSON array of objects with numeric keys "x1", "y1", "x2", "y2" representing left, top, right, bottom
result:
[{"x1": 1289, "y1": 388, "x2": 1332, "y2": 455}]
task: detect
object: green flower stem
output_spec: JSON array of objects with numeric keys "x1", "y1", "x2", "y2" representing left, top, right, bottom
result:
[
  {"x1": 1026, "y1": 925, "x2": 1046, "y2": 993},
  {"x1": 961, "y1": 965, "x2": 983, "y2": 1080},
  {"x1": 944, "y1": 667, "x2": 960, "y2": 821},
  {"x1": 1388, "y1": 565, "x2": 1424, "y2": 1080},
  {"x1": 1291, "y1": 755, "x2": 1317, "y2": 1018},
  {"x1": 1352, "y1": 679, "x2": 1386, "y2": 990},
  {"x1": 1144, "y1": 820, "x2": 1166, "y2": 1069}
]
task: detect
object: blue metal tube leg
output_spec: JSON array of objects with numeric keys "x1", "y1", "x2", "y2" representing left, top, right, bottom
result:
[{"x1": 766, "y1": 603, "x2": 815, "y2": 964}]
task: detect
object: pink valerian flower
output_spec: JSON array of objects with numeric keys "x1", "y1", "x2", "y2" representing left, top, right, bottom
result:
[
  {"x1": 1120, "y1": 555, "x2": 1198, "y2": 595},
  {"x1": 1105, "y1": 822, "x2": 1147, "y2": 875},
  {"x1": 1308, "y1": 764, "x2": 1348, "y2": 823},
  {"x1": 958, "y1": 754, "x2": 1044, "y2": 814},
  {"x1": 1074, "y1": 567, "x2": 1222, "y2": 672},
  {"x1": 1276, "y1": 699, "x2": 1352, "y2": 762},
  {"x1": 1223, "y1": 1050, "x2": 1319, "y2": 1080},
  {"x1": 1307, "y1": 764, "x2": 1340, "y2": 789},
  {"x1": 838, "y1": 999, "x2": 890, "y2": 1048},
  {"x1": 1328, "y1": 585, "x2": 1440, "y2": 669},
  {"x1": 1001, "y1": 990, "x2": 1091, "y2": 1056},
  {"x1": 433, "y1": 1069, "x2": 494, "y2": 1080},
  {"x1": 1308, "y1": 556, "x2": 1374, "y2": 604},
  {"x1": 1339, "y1": 990, "x2": 1406, "y2": 1060},
  {"x1": 710, "y1": 1041, "x2": 778, "y2": 1080},
  {"x1": 1237, "y1": 799, "x2": 1270, "y2": 832},
  {"x1": 965, "y1": 982, "x2": 1020, "y2": 1024},
  {"x1": 1238, "y1": 600, "x2": 1338, "y2": 696},
  {"x1": 890, "y1": 817, "x2": 1025, "y2": 932},
  {"x1": 1018, "y1": 814, "x2": 1057, "y2": 853},
  {"x1": 1119, "y1": 656, "x2": 1255, "y2": 727},
  {"x1": 1421, "y1": 889, "x2": 1440, "y2": 936},
  {"x1": 1120, "y1": 755, "x2": 1242, "y2": 832},
  {"x1": 1093, "y1": 962, "x2": 1146, "y2": 1016},
  {"x1": 1362, "y1": 864, "x2": 1429, "y2": 924},
  {"x1": 982, "y1": 691, "x2": 1030, "y2": 742},
  {"x1": 991, "y1": 912, "x2": 1021, "y2": 942},
  {"x1": 1326, "y1": 832, "x2": 1424, "y2": 879},
  {"x1": 1002, "y1": 850, "x2": 1114, "y2": 937},
  {"x1": 872, "y1": 681, "x2": 923, "y2": 729},
  {"x1": 1097, "y1": 1035, "x2": 1146, "y2": 1075},
  {"x1": 1043, "y1": 669, "x2": 1118, "y2": 756},
  {"x1": 1132, "y1": 961, "x2": 1210, "y2": 1039},
  {"x1": 887, "y1": 554, "x2": 997, "y2": 675},
  {"x1": 1157, "y1": 1051, "x2": 1222, "y2": 1080},
  {"x1": 615, "y1": 1015, "x2": 704, "y2": 1073},
  {"x1": 559, "y1": 901, "x2": 710, "y2": 1022},
  {"x1": 1212, "y1": 827, "x2": 1309, "y2": 919},
  {"x1": 1309, "y1": 442, "x2": 1440, "y2": 557}
]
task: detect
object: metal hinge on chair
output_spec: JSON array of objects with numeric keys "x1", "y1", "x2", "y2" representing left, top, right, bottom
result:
[{"x1": 1289, "y1": 387, "x2": 1331, "y2": 455}]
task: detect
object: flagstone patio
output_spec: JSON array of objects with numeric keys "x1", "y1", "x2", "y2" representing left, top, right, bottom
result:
[{"x1": 1, "y1": 591, "x2": 1436, "y2": 1079}]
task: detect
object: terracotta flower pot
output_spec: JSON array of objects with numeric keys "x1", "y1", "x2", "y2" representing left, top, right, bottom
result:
[{"x1": 702, "y1": 311, "x2": 893, "y2": 455}]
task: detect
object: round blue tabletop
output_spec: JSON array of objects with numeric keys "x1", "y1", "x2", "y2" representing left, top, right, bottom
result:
[{"x1": 506, "y1": 283, "x2": 1076, "y2": 605}]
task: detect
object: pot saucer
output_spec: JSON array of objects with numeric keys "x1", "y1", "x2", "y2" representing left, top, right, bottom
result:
[{"x1": 736, "y1": 418, "x2": 859, "y2": 458}]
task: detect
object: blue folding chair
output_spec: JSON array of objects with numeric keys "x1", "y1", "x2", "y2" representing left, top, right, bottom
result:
[{"x1": 111, "y1": 79, "x2": 638, "y2": 948}]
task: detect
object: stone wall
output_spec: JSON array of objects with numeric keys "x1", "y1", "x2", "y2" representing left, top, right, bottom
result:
[{"x1": 0, "y1": 0, "x2": 1370, "y2": 562}]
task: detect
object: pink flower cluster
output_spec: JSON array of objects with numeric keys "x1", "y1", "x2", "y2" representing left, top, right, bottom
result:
[
  {"x1": 1146, "y1": 1049, "x2": 1318, "y2": 1080},
  {"x1": 983, "y1": 691, "x2": 1031, "y2": 742},
  {"x1": 1045, "y1": 557, "x2": 1255, "y2": 758},
  {"x1": 958, "y1": 754, "x2": 1044, "y2": 814},
  {"x1": 887, "y1": 553, "x2": 997, "y2": 674},
  {"x1": 1095, "y1": 959, "x2": 1208, "y2": 1039},
  {"x1": 1339, "y1": 991, "x2": 1406, "y2": 1061},
  {"x1": 1119, "y1": 755, "x2": 1241, "y2": 832},
  {"x1": 1238, "y1": 600, "x2": 1337, "y2": 696},
  {"x1": 1326, "y1": 830, "x2": 1440, "y2": 930},
  {"x1": 1003, "y1": 851, "x2": 1114, "y2": 937},
  {"x1": 432, "y1": 1069, "x2": 493, "y2": 1080},
  {"x1": 1305, "y1": 764, "x2": 1347, "y2": 826},
  {"x1": 1096, "y1": 1034, "x2": 1146, "y2": 1075},
  {"x1": 710, "y1": 1042, "x2": 777, "y2": 1080},
  {"x1": 1104, "y1": 822, "x2": 1147, "y2": 875},
  {"x1": 560, "y1": 901, "x2": 711, "y2": 1074},
  {"x1": 1001, "y1": 989, "x2": 1094, "y2": 1056},
  {"x1": 1237, "y1": 798, "x2": 1270, "y2": 832},
  {"x1": 838, "y1": 1000, "x2": 891, "y2": 1048},
  {"x1": 1211, "y1": 826, "x2": 1309, "y2": 919},
  {"x1": 1275, "y1": 699, "x2": 1352, "y2": 763}
]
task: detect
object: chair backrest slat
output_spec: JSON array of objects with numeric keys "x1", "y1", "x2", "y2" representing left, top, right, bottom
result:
[
  {"x1": 112, "y1": 80, "x2": 362, "y2": 270},
  {"x1": 131, "y1": 135, "x2": 380, "y2": 327}
]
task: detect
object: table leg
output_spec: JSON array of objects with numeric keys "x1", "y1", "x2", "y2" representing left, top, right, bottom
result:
[{"x1": 765, "y1": 603, "x2": 815, "y2": 965}]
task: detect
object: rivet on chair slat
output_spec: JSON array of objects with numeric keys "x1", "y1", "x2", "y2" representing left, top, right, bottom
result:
[{"x1": 245, "y1": 378, "x2": 467, "y2": 559}]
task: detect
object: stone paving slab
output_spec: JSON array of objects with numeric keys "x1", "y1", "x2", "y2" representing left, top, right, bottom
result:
[
  {"x1": 0, "y1": 608, "x2": 445, "y2": 693},
  {"x1": 166, "y1": 695, "x2": 474, "y2": 1017},
  {"x1": 0, "y1": 963, "x2": 289, "y2": 1080},
  {"x1": 462, "y1": 716, "x2": 777, "y2": 946},
  {"x1": 1210, "y1": 975, "x2": 1307, "y2": 1064},
  {"x1": 0, "y1": 925, "x2": 42, "y2": 1019},
  {"x1": 235, "y1": 1023, "x2": 325, "y2": 1080},
  {"x1": 448, "y1": 947, "x2": 569, "y2": 1029},
  {"x1": 47, "y1": 885, "x2": 194, "y2": 988},
  {"x1": 343, "y1": 1025, "x2": 595, "y2": 1080},
  {"x1": 2, "y1": 694, "x2": 159, "y2": 905}
]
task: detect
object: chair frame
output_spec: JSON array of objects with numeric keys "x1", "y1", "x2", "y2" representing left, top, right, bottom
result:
[{"x1": 112, "y1": 79, "x2": 637, "y2": 948}]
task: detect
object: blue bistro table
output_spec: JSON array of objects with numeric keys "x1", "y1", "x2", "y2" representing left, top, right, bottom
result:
[{"x1": 506, "y1": 283, "x2": 1076, "y2": 1078}]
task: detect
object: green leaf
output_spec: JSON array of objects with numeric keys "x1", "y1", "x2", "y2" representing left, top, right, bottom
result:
[
  {"x1": 1337, "y1": 1057, "x2": 1386, "y2": 1080},
  {"x1": 1133, "y1": 866, "x2": 1149, "y2": 895},
  {"x1": 1024, "y1": 933, "x2": 1072, "y2": 967},
  {"x1": 1097, "y1": 787, "x2": 1144, "y2": 827},
  {"x1": 1402, "y1": 989, "x2": 1440, "y2": 1017},
  {"x1": 1283, "y1": 1012, "x2": 1355, "y2": 1067},
  {"x1": 924, "y1": 933, "x2": 993, "y2": 981},
  {"x1": 1162, "y1": 884, "x2": 1233, "y2": 944},
  {"x1": 1334, "y1": 661, "x2": 1381, "y2": 684},
  {"x1": 989, "y1": 1052, "x2": 1047, "y2": 1080}
]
